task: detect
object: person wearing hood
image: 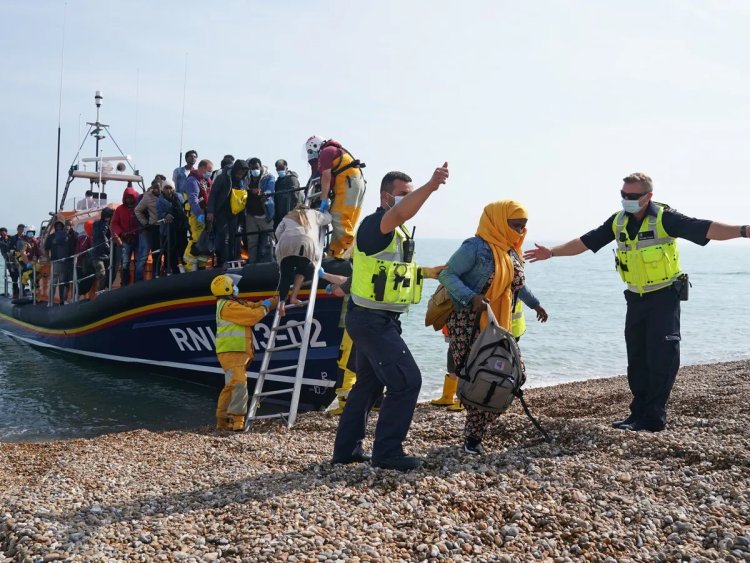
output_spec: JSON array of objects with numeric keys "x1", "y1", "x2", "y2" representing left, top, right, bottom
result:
[
  {"x1": 273, "y1": 159, "x2": 303, "y2": 230},
  {"x1": 243, "y1": 157, "x2": 276, "y2": 264},
  {"x1": 44, "y1": 219, "x2": 76, "y2": 303},
  {"x1": 182, "y1": 159, "x2": 214, "y2": 272},
  {"x1": 92, "y1": 207, "x2": 115, "y2": 290},
  {"x1": 306, "y1": 136, "x2": 366, "y2": 259},
  {"x1": 157, "y1": 180, "x2": 186, "y2": 275},
  {"x1": 207, "y1": 158, "x2": 250, "y2": 267},
  {"x1": 211, "y1": 154, "x2": 235, "y2": 182},
  {"x1": 135, "y1": 179, "x2": 163, "y2": 281},
  {"x1": 438, "y1": 200, "x2": 529, "y2": 455},
  {"x1": 111, "y1": 184, "x2": 141, "y2": 286}
]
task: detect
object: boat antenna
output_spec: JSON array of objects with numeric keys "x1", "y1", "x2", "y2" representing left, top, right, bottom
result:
[
  {"x1": 178, "y1": 52, "x2": 188, "y2": 167},
  {"x1": 134, "y1": 68, "x2": 139, "y2": 159},
  {"x1": 54, "y1": 1, "x2": 67, "y2": 212}
]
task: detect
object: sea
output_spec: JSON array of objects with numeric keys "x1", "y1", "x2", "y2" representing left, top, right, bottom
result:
[{"x1": 1, "y1": 239, "x2": 748, "y2": 442}]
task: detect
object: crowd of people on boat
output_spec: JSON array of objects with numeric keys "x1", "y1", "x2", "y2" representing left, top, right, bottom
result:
[{"x1": 0, "y1": 136, "x2": 362, "y2": 302}]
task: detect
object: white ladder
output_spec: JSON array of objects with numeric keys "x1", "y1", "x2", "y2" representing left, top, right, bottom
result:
[{"x1": 244, "y1": 240, "x2": 326, "y2": 430}]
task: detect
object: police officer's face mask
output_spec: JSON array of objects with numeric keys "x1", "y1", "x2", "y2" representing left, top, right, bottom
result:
[{"x1": 385, "y1": 194, "x2": 404, "y2": 209}]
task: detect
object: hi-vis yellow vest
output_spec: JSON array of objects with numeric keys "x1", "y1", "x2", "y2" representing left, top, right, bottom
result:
[
  {"x1": 511, "y1": 299, "x2": 526, "y2": 339},
  {"x1": 215, "y1": 299, "x2": 247, "y2": 353},
  {"x1": 612, "y1": 205, "x2": 681, "y2": 294},
  {"x1": 351, "y1": 225, "x2": 423, "y2": 313}
]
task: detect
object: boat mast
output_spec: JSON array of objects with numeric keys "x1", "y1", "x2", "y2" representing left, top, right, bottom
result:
[{"x1": 54, "y1": 2, "x2": 67, "y2": 213}]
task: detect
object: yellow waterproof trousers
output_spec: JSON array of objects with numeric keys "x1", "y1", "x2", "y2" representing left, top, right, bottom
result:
[
  {"x1": 330, "y1": 330, "x2": 357, "y2": 415},
  {"x1": 328, "y1": 173, "x2": 366, "y2": 258},
  {"x1": 216, "y1": 352, "x2": 250, "y2": 430},
  {"x1": 184, "y1": 214, "x2": 208, "y2": 272}
]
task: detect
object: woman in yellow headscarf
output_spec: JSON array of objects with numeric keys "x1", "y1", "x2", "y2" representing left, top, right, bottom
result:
[{"x1": 437, "y1": 200, "x2": 528, "y2": 455}]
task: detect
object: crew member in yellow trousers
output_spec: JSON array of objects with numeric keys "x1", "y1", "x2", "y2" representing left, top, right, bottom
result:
[
  {"x1": 211, "y1": 273, "x2": 277, "y2": 431},
  {"x1": 306, "y1": 136, "x2": 366, "y2": 258},
  {"x1": 184, "y1": 159, "x2": 214, "y2": 271}
]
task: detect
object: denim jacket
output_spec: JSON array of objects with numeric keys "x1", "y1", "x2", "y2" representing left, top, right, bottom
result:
[{"x1": 438, "y1": 236, "x2": 495, "y2": 309}]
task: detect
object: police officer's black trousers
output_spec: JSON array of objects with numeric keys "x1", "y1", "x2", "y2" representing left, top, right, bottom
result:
[
  {"x1": 333, "y1": 304, "x2": 422, "y2": 461},
  {"x1": 624, "y1": 287, "x2": 681, "y2": 428}
]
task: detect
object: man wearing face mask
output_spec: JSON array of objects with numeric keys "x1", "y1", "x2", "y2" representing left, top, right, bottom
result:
[
  {"x1": 183, "y1": 159, "x2": 214, "y2": 271},
  {"x1": 210, "y1": 273, "x2": 277, "y2": 431},
  {"x1": 524, "y1": 172, "x2": 750, "y2": 433},
  {"x1": 331, "y1": 164, "x2": 450, "y2": 471},
  {"x1": 243, "y1": 157, "x2": 276, "y2": 264},
  {"x1": 273, "y1": 159, "x2": 302, "y2": 230}
]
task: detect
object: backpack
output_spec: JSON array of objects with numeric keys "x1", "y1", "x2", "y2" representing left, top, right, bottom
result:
[
  {"x1": 457, "y1": 304, "x2": 552, "y2": 442},
  {"x1": 458, "y1": 305, "x2": 525, "y2": 414}
]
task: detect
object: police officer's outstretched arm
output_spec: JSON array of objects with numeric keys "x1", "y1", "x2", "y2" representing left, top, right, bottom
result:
[
  {"x1": 523, "y1": 238, "x2": 588, "y2": 262},
  {"x1": 380, "y1": 162, "x2": 449, "y2": 235}
]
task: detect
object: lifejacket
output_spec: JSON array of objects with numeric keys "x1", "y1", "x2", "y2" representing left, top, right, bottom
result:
[
  {"x1": 215, "y1": 299, "x2": 248, "y2": 354},
  {"x1": 322, "y1": 140, "x2": 365, "y2": 189},
  {"x1": 184, "y1": 179, "x2": 208, "y2": 216},
  {"x1": 612, "y1": 204, "x2": 681, "y2": 294},
  {"x1": 351, "y1": 224, "x2": 423, "y2": 313},
  {"x1": 511, "y1": 299, "x2": 526, "y2": 339}
]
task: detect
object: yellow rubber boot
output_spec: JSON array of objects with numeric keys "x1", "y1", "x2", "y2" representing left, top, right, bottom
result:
[
  {"x1": 328, "y1": 397, "x2": 346, "y2": 416},
  {"x1": 430, "y1": 375, "x2": 458, "y2": 407},
  {"x1": 447, "y1": 401, "x2": 465, "y2": 412}
]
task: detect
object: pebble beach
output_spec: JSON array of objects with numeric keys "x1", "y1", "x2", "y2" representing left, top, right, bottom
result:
[{"x1": 2, "y1": 360, "x2": 749, "y2": 562}]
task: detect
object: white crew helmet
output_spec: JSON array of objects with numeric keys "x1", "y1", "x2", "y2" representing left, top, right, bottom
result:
[
  {"x1": 305, "y1": 135, "x2": 324, "y2": 161},
  {"x1": 25, "y1": 225, "x2": 37, "y2": 237}
]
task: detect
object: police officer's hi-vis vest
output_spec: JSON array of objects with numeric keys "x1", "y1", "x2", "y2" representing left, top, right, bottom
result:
[
  {"x1": 351, "y1": 225, "x2": 424, "y2": 313},
  {"x1": 215, "y1": 299, "x2": 247, "y2": 353},
  {"x1": 612, "y1": 205, "x2": 681, "y2": 295}
]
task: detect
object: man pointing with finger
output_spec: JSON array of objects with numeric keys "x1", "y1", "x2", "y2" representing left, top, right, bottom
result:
[
  {"x1": 524, "y1": 172, "x2": 750, "y2": 433},
  {"x1": 332, "y1": 163, "x2": 450, "y2": 470}
]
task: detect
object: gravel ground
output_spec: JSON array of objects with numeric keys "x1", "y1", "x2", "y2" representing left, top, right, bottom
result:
[{"x1": 1, "y1": 360, "x2": 749, "y2": 562}]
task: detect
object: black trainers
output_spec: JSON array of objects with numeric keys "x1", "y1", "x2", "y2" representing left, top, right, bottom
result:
[
  {"x1": 331, "y1": 451, "x2": 372, "y2": 464},
  {"x1": 612, "y1": 415, "x2": 638, "y2": 429},
  {"x1": 463, "y1": 437, "x2": 485, "y2": 455},
  {"x1": 371, "y1": 455, "x2": 424, "y2": 471}
]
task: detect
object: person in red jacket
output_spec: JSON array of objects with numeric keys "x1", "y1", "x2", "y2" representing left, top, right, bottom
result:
[{"x1": 111, "y1": 185, "x2": 140, "y2": 286}]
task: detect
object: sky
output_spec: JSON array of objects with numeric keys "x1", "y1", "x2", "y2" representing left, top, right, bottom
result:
[{"x1": 1, "y1": 0, "x2": 749, "y2": 243}]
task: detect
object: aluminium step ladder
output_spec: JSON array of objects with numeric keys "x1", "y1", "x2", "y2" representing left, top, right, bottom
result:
[{"x1": 244, "y1": 231, "x2": 327, "y2": 430}]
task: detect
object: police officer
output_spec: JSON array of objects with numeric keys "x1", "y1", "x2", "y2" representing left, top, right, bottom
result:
[
  {"x1": 524, "y1": 172, "x2": 750, "y2": 432},
  {"x1": 332, "y1": 163, "x2": 449, "y2": 470}
]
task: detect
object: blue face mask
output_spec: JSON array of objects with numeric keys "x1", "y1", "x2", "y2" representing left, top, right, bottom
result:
[
  {"x1": 204, "y1": 172, "x2": 212, "y2": 180},
  {"x1": 621, "y1": 199, "x2": 644, "y2": 214},
  {"x1": 233, "y1": 285, "x2": 239, "y2": 296},
  {"x1": 250, "y1": 169, "x2": 261, "y2": 178},
  {"x1": 277, "y1": 169, "x2": 286, "y2": 178}
]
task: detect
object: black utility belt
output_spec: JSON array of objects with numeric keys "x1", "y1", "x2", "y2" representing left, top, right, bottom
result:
[{"x1": 349, "y1": 302, "x2": 401, "y2": 318}]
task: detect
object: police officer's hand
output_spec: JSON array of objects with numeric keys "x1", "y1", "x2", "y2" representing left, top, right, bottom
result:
[
  {"x1": 206, "y1": 213, "x2": 214, "y2": 223},
  {"x1": 524, "y1": 243, "x2": 553, "y2": 262},
  {"x1": 427, "y1": 162, "x2": 449, "y2": 191},
  {"x1": 534, "y1": 305, "x2": 548, "y2": 323},
  {"x1": 471, "y1": 293, "x2": 489, "y2": 312},
  {"x1": 165, "y1": 214, "x2": 174, "y2": 224},
  {"x1": 422, "y1": 264, "x2": 447, "y2": 279}
]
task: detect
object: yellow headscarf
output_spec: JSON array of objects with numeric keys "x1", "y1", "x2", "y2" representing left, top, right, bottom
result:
[{"x1": 475, "y1": 200, "x2": 528, "y2": 330}]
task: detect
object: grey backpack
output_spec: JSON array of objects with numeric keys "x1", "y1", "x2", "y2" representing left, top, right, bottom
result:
[
  {"x1": 458, "y1": 305, "x2": 525, "y2": 414},
  {"x1": 458, "y1": 304, "x2": 551, "y2": 442}
]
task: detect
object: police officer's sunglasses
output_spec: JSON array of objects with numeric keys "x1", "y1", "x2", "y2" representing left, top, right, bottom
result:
[{"x1": 620, "y1": 191, "x2": 647, "y2": 200}]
